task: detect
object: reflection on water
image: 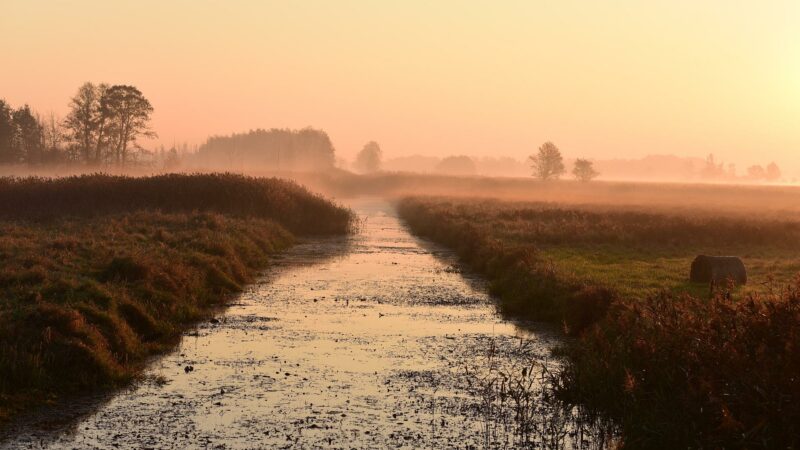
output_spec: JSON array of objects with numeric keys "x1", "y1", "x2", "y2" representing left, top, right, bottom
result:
[{"x1": 1, "y1": 198, "x2": 612, "y2": 449}]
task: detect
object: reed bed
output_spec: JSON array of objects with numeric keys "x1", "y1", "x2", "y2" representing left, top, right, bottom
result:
[{"x1": 0, "y1": 174, "x2": 354, "y2": 421}]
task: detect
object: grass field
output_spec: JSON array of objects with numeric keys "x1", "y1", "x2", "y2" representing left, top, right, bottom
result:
[
  {"x1": 431, "y1": 198, "x2": 800, "y2": 300},
  {"x1": 397, "y1": 195, "x2": 800, "y2": 448},
  {"x1": 293, "y1": 171, "x2": 800, "y2": 218},
  {"x1": 398, "y1": 197, "x2": 800, "y2": 320},
  {"x1": 0, "y1": 174, "x2": 354, "y2": 421}
]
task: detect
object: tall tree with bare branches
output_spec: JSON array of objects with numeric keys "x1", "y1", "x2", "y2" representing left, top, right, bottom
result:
[{"x1": 103, "y1": 85, "x2": 155, "y2": 166}]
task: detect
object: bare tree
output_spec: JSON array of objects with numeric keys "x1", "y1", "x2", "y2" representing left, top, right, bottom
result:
[
  {"x1": 529, "y1": 141, "x2": 565, "y2": 180},
  {"x1": 572, "y1": 158, "x2": 599, "y2": 182},
  {"x1": 92, "y1": 83, "x2": 111, "y2": 164},
  {"x1": 103, "y1": 85, "x2": 155, "y2": 166},
  {"x1": 354, "y1": 141, "x2": 382, "y2": 173},
  {"x1": 44, "y1": 113, "x2": 62, "y2": 152},
  {"x1": 64, "y1": 82, "x2": 102, "y2": 163}
]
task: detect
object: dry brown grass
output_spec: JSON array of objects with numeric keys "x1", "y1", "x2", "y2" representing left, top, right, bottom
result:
[
  {"x1": 397, "y1": 195, "x2": 800, "y2": 448},
  {"x1": 0, "y1": 174, "x2": 354, "y2": 421}
]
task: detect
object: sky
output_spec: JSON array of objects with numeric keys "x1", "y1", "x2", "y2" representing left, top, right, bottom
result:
[{"x1": 1, "y1": 0, "x2": 799, "y2": 173}]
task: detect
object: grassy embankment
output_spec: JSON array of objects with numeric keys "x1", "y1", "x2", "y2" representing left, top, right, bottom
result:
[
  {"x1": 0, "y1": 173, "x2": 354, "y2": 421},
  {"x1": 397, "y1": 195, "x2": 800, "y2": 448}
]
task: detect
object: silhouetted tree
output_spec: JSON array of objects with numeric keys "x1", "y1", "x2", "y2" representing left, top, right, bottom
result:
[
  {"x1": 103, "y1": 85, "x2": 155, "y2": 166},
  {"x1": 65, "y1": 82, "x2": 105, "y2": 163},
  {"x1": 92, "y1": 84, "x2": 112, "y2": 163},
  {"x1": 354, "y1": 141, "x2": 382, "y2": 173},
  {"x1": 0, "y1": 100, "x2": 14, "y2": 163},
  {"x1": 572, "y1": 158, "x2": 599, "y2": 182},
  {"x1": 42, "y1": 112, "x2": 65, "y2": 163},
  {"x1": 529, "y1": 141, "x2": 565, "y2": 180},
  {"x1": 12, "y1": 105, "x2": 44, "y2": 165},
  {"x1": 766, "y1": 162, "x2": 781, "y2": 181}
]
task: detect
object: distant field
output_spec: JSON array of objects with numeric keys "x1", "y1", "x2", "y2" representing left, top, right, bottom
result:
[
  {"x1": 294, "y1": 171, "x2": 800, "y2": 217},
  {"x1": 398, "y1": 196, "x2": 800, "y2": 306},
  {"x1": 8, "y1": 167, "x2": 800, "y2": 218},
  {"x1": 397, "y1": 195, "x2": 800, "y2": 448},
  {"x1": 0, "y1": 174, "x2": 354, "y2": 421}
]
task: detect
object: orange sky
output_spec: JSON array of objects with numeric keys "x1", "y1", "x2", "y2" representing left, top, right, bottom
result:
[{"x1": 1, "y1": 1, "x2": 798, "y2": 173}]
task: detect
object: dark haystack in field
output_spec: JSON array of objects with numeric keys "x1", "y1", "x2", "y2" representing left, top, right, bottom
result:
[{"x1": 689, "y1": 255, "x2": 747, "y2": 285}]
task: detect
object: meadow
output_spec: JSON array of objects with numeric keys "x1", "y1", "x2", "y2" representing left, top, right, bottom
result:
[
  {"x1": 397, "y1": 195, "x2": 800, "y2": 448},
  {"x1": 0, "y1": 173, "x2": 354, "y2": 421}
]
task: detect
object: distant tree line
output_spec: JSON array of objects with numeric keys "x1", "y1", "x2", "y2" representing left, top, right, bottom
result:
[
  {"x1": 194, "y1": 128, "x2": 336, "y2": 171},
  {"x1": 528, "y1": 145, "x2": 785, "y2": 183},
  {"x1": 0, "y1": 102, "x2": 55, "y2": 165},
  {"x1": 700, "y1": 153, "x2": 782, "y2": 182},
  {"x1": 0, "y1": 82, "x2": 156, "y2": 167}
]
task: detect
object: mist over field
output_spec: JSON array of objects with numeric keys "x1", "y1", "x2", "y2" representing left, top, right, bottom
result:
[{"x1": 2, "y1": 1, "x2": 800, "y2": 449}]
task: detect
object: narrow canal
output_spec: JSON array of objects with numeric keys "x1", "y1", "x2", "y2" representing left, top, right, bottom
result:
[{"x1": 2, "y1": 199, "x2": 605, "y2": 449}]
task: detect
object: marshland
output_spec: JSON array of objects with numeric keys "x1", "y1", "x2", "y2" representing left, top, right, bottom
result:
[{"x1": 4, "y1": 1, "x2": 800, "y2": 449}]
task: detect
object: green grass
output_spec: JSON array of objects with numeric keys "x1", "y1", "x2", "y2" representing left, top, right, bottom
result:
[
  {"x1": 538, "y1": 244, "x2": 800, "y2": 300},
  {"x1": 0, "y1": 174, "x2": 354, "y2": 421},
  {"x1": 401, "y1": 196, "x2": 800, "y2": 302}
]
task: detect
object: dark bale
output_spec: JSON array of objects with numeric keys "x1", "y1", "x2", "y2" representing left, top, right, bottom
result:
[{"x1": 689, "y1": 255, "x2": 747, "y2": 285}]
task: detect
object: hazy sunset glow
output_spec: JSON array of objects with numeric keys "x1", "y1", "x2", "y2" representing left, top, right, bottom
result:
[
  {"x1": 2, "y1": 1, "x2": 798, "y2": 171},
  {"x1": 4, "y1": 3, "x2": 800, "y2": 446}
]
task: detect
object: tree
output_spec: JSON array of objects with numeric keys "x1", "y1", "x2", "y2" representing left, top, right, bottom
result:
[
  {"x1": 766, "y1": 162, "x2": 781, "y2": 181},
  {"x1": 42, "y1": 112, "x2": 65, "y2": 163},
  {"x1": 12, "y1": 105, "x2": 44, "y2": 165},
  {"x1": 572, "y1": 158, "x2": 599, "y2": 182},
  {"x1": 354, "y1": 141, "x2": 382, "y2": 173},
  {"x1": 64, "y1": 82, "x2": 104, "y2": 164},
  {"x1": 64, "y1": 82, "x2": 154, "y2": 166},
  {"x1": 92, "y1": 83, "x2": 111, "y2": 163},
  {"x1": 0, "y1": 100, "x2": 14, "y2": 163},
  {"x1": 529, "y1": 141, "x2": 565, "y2": 180},
  {"x1": 103, "y1": 85, "x2": 155, "y2": 166}
]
